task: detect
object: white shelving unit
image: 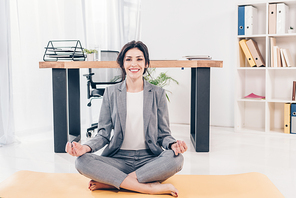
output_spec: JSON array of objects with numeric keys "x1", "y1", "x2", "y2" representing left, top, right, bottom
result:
[{"x1": 235, "y1": 1, "x2": 296, "y2": 134}]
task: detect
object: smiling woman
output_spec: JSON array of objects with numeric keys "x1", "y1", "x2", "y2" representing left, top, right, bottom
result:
[
  {"x1": 66, "y1": 41, "x2": 188, "y2": 196},
  {"x1": 116, "y1": 41, "x2": 150, "y2": 92}
]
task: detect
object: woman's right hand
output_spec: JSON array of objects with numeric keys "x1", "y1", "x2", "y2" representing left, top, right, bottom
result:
[{"x1": 65, "y1": 141, "x2": 91, "y2": 157}]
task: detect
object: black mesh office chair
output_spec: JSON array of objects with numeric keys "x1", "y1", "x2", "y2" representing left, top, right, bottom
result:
[{"x1": 83, "y1": 50, "x2": 122, "y2": 137}]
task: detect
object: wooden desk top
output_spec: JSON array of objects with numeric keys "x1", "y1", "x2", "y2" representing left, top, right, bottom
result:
[{"x1": 39, "y1": 60, "x2": 223, "y2": 69}]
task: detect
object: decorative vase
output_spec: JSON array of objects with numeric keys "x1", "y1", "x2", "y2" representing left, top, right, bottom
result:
[
  {"x1": 288, "y1": 29, "x2": 295, "y2": 34},
  {"x1": 87, "y1": 53, "x2": 94, "y2": 61}
]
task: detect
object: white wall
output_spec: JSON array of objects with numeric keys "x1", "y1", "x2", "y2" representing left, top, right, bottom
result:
[{"x1": 140, "y1": 0, "x2": 239, "y2": 127}]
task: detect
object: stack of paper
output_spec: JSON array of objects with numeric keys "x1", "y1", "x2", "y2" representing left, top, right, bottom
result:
[
  {"x1": 183, "y1": 55, "x2": 212, "y2": 60},
  {"x1": 244, "y1": 93, "x2": 265, "y2": 100}
]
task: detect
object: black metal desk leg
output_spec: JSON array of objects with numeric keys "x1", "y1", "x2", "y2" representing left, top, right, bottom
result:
[
  {"x1": 52, "y1": 69, "x2": 81, "y2": 153},
  {"x1": 190, "y1": 68, "x2": 210, "y2": 152},
  {"x1": 52, "y1": 69, "x2": 68, "y2": 153},
  {"x1": 68, "y1": 69, "x2": 81, "y2": 142}
]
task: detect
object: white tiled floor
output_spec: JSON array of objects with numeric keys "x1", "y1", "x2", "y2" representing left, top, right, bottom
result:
[{"x1": 1, "y1": 124, "x2": 296, "y2": 197}]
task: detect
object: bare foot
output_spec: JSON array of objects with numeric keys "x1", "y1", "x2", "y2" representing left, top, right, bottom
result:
[
  {"x1": 149, "y1": 182, "x2": 179, "y2": 197},
  {"x1": 88, "y1": 180, "x2": 116, "y2": 191}
]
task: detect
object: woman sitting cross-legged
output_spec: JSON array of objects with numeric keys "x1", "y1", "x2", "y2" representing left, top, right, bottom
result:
[{"x1": 66, "y1": 40, "x2": 187, "y2": 197}]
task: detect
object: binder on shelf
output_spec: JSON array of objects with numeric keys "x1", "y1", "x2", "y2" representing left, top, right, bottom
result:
[
  {"x1": 290, "y1": 103, "x2": 296, "y2": 134},
  {"x1": 245, "y1": 5, "x2": 258, "y2": 35},
  {"x1": 246, "y1": 39, "x2": 265, "y2": 67},
  {"x1": 292, "y1": 81, "x2": 296, "y2": 101},
  {"x1": 277, "y1": 3, "x2": 289, "y2": 34},
  {"x1": 284, "y1": 103, "x2": 291, "y2": 134},
  {"x1": 238, "y1": 6, "x2": 245, "y2": 35},
  {"x1": 280, "y1": 49, "x2": 287, "y2": 67},
  {"x1": 268, "y1": 4, "x2": 277, "y2": 34},
  {"x1": 270, "y1": 37, "x2": 276, "y2": 67},
  {"x1": 282, "y1": 49, "x2": 294, "y2": 67},
  {"x1": 239, "y1": 39, "x2": 256, "y2": 67}
]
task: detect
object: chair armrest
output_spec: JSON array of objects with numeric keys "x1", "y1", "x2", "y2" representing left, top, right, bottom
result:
[{"x1": 83, "y1": 73, "x2": 94, "y2": 80}]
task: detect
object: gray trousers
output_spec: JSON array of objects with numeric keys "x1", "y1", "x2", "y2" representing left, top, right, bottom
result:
[{"x1": 75, "y1": 149, "x2": 184, "y2": 189}]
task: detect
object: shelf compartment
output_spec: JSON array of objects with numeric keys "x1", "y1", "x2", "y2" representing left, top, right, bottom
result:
[
  {"x1": 238, "y1": 3, "x2": 267, "y2": 35},
  {"x1": 285, "y1": 1, "x2": 296, "y2": 32},
  {"x1": 268, "y1": 36, "x2": 296, "y2": 67},
  {"x1": 238, "y1": 37, "x2": 266, "y2": 68},
  {"x1": 267, "y1": 102, "x2": 285, "y2": 133},
  {"x1": 266, "y1": 69, "x2": 296, "y2": 101},
  {"x1": 236, "y1": 69, "x2": 266, "y2": 100},
  {"x1": 235, "y1": 101, "x2": 265, "y2": 132},
  {"x1": 267, "y1": 1, "x2": 296, "y2": 35}
]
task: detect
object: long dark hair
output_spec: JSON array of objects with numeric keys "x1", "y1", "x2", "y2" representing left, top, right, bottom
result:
[{"x1": 117, "y1": 40, "x2": 150, "y2": 80}]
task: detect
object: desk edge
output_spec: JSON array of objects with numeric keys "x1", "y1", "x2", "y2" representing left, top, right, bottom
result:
[{"x1": 39, "y1": 60, "x2": 223, "y2": 69}]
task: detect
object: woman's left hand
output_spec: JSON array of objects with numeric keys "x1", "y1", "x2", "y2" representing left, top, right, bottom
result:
[{"x1": 171, "y1": 140, "x2": 188, "y2": 155}]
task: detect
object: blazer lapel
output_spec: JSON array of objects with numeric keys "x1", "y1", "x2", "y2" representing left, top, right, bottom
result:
[
  {"x1": 117, "y1": 81, "x2": 127, "y2": 136},
  {"x1": 143, "y1": 80, "x2": 153, "y2": 134}
]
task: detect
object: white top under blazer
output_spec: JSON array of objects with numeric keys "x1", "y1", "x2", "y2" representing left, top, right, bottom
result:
[{"x1": 120, "y1": 91, "x2": 148, "y2": 150}]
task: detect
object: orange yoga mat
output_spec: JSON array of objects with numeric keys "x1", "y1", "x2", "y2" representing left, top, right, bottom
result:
[{"x1": 0, "y1": 171, "x2": 284, "y2": 198}]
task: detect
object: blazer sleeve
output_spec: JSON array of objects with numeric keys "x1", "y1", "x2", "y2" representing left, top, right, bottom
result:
[
  {"x1": 83, "y1": 87, "x2": 113, "y2": 153},
  {"x1": 157, "y1": 89, "x2": 176, "y2": 149}
]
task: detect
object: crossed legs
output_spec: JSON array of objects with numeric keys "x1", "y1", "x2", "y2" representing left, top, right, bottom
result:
[
  {"x1": 87, "y1": 171, "x2": 178, "y2": 196},
  {"x1": 75, "y1": 150, "x2": 183, "y2": 196}
]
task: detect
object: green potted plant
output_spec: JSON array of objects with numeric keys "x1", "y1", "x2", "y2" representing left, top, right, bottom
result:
[
  {"x1": 144, "y1": 68, "x2": 179, "y2": 102},
  {"x1": 288, "y1": 26, "x2": 294, "y2": 33},
  {"x1": 83, "y1": 49, "x2": 98, "y2": 61}
]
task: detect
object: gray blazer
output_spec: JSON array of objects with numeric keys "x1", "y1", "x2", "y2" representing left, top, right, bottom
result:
[{"x1": 84, "y1": 79, "x2": 176, "y2": 157}]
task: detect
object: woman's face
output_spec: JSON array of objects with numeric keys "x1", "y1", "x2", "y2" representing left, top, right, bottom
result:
[{"x1": 123, "y1": 48, "x2": 147, "y2": 81}]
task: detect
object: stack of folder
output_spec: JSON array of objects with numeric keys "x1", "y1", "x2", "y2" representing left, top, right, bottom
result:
[
  {"x1": 284, "y1": 82, "x2": 296, "y2": 134},
  {"x1": 238, "y1": 5, "x2": 258, "y2": 35},
  {"x1": 270, "y1": 37, "x2": 294, "y2": 67},
  {"x1": 269, "y1": 3, "x2": 290, "y2": 34},
  {"x1": 239, "y1": 39, "x2": 265, "y2": 67},
  {"x1": 284, "y1": 103, "x2": 296, "y2": 134}
]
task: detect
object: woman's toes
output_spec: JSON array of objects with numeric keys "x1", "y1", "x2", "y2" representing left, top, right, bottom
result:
[
  {"x1": 89, "y1": 184, "x2": 96, "y2": 191},
  {"x1": 171, "y1": 191, "x2": 178, "y2": 197}
]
